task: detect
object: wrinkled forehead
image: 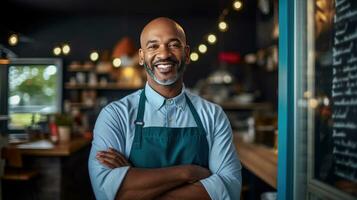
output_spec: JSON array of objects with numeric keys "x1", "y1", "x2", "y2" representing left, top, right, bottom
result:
[{"x1": 140, "y1": 20, "x2": 186, "y2": 47}]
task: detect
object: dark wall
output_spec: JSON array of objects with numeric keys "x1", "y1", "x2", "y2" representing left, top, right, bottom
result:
[
  {"x1": 0, "y1": 1, "x2": 284, "y2": 110},
  {"x1": 1, "y1": 13, "x2": 257, "y2": 88}
]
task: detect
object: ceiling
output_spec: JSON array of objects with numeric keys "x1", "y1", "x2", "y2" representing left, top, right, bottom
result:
[
  {"x1": 1, "y1": 0, "x2": 260, "y2": 88},
  {"x1": 1, "y1": 0, "x2": 258, "y2": 33},
  {"x1": 1, "y1": 0, "x2": 257, "y2": 40},
  {"x1": 3, "y1": 0, "x2": 244, "y2": 17}
]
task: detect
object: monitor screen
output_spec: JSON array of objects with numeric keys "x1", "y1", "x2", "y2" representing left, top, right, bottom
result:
[{"x1": 7, "y1": 58, "x2": 62, "y2": 131}]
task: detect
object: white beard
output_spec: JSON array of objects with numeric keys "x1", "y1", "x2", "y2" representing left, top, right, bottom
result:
[{"x1": 143, "y1": 62, "x2": 185, "y2": 86}]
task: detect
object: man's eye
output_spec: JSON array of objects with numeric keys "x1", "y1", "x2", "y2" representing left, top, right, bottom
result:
[
  {"x1": 147, "y1": 45, "x2": 158, "y2": 50},
  {"x1": 169, "y1": 43, "x2": 181, "y2": 48}
]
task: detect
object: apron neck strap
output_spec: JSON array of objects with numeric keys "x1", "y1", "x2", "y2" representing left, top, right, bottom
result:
[
  {"x1": 132, "y1": 90, "x2": 146, "y2": 149},
  {"x1": 135, "y1": 90, "x2": 205, "y2": 131},
  {"x1": 135, "y1": 89, "x2": 146, "y2": 125},
  {"x1": 184, "y1": 94, "x2": 205, "y2": 131}
]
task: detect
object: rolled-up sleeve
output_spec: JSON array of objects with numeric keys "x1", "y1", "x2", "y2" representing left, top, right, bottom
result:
[
  {"x1": 88, "y1": 106, "x2": 129, "y2": 200},
  {"x1": 200, "y1": 107, "x2": 242, "y2": 200}
]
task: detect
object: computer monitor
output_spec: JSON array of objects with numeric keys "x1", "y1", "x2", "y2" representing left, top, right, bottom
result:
[{"x1": 6, "y1": 58, "x2": 63, "y2": 133}]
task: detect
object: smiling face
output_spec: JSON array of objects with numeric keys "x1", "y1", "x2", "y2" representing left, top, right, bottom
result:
[{"x1": 139, "y1": 18, "x2": 190, "y2": 87}]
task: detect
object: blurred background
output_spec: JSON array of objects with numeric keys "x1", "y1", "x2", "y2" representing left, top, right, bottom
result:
[{"x1": 0, "y1": 0, "x2": 279, "y2": 199}]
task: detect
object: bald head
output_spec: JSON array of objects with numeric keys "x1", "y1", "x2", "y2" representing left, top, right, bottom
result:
[{"x1": 140, "y1": 17, "x2": 187, "y2": 48}]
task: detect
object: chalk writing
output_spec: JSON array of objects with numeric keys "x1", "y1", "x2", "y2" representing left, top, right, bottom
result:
[{"x1": 332, "y1": 0, "x2": 357, "y2": 182}]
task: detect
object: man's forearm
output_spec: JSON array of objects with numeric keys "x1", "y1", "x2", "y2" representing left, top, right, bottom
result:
[
  {"x1": 116, "y1": 165, "x2": 208, "y2": 200},
  {"x1": 156, "y1": 182, "x2": 211, "y2": 200}
]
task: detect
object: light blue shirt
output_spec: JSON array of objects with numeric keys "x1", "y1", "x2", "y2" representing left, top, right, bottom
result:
[{"x1": 88, "y1": 83, "x2": 242, "y2": 200}]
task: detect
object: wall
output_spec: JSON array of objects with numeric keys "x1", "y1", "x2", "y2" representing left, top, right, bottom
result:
[{"x1": 2, "y1": 14, "x2": 257, "y2": 88}]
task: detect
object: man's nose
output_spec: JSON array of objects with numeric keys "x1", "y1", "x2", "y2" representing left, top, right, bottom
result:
[{"x1": 157, "y1": 45, "x2": 172, "y2": 60}]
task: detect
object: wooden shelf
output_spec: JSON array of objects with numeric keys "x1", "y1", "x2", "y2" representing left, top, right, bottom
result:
[
  {"x1": 67, "y1": 68, "x2": 111, "y2": 75},
  {"x1": 7, "y1": 137, "x2": 92, "y2": 157},
  {"x1": 2, "y1": 169, "x2": 38, "y2": 181},
  {"x1": 67, "y1": 68, "x2": 93, "y2": 72},
  {"x1": 233, "y1": 134, "x2": 277, "y2": 188},
  {"x1": 65, "y1": 83, "x2": 142, "y2": 90}
]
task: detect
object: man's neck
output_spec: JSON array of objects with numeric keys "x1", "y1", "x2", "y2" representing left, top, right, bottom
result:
[{"x1": 147, "y1": 79, "x2": 183, "y2": 99}]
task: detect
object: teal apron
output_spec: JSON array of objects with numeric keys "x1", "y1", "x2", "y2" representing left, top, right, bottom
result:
[{"x1": 129, "y1": 90, "x2": 209, "y2": 168}]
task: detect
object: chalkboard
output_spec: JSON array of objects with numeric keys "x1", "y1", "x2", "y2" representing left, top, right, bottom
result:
[{"x1": 312, "y1": 0, "x2": 357, "y2": 198}]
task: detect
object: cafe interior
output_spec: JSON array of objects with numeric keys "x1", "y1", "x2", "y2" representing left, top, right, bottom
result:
[{"x1": 1, "y1": 0, "x2": 356, "y2": 200}]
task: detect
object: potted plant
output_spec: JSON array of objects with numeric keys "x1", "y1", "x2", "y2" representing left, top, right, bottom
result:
[{"x1": 55, "y1": 113, "x2": 73, "y2": 143}]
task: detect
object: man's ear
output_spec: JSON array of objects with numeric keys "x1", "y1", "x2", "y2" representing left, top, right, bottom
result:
[
  {"x1": 185, "y1": 45, "x2": 190, "y2": 64},
  {"x1": 139, "y1": 48, "x2": 144, "y2": 65}
]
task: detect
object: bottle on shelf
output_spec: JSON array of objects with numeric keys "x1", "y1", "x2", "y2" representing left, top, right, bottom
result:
[{"x1": 49, "y1": 115, "x2": 59, "y2": 144}]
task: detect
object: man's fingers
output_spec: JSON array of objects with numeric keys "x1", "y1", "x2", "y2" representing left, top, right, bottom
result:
[
  {"x1": 98, "y1": 151, "x2": 117, "y2": 160},
  {"x1": 116, "y1": 155, "x2": 130, "y2": 166},
  {"x1": 98, "y1": 155, "x2": 121, "y2": 167},
  {"x1": 108, "y1": 148, "x2": 129, "y2": 161},
  {"x1": 107, "y1": 148, "x2": 131, "y2": 165},
  {"x1": 96, "y1": 150, "x2": 130, "y2": 167},
  {"x1": 100, "y1": 159, "x2": 116, "y2": 169},
  {"x1": 97, "y1": 157, "x2": 112, "y2": 168},
  {"x1": 97, "y1": 153, "x2": 126, "y2": 165},
  {"x1": 109, "y1": 147, "x2": 121, "y2": 154}
]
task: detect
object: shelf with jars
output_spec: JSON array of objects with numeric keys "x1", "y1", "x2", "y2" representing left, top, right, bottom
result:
[
  {"x1": 61, "y1": 37, "x2": 146, "y2": 134},
  {"x1": 65, "y1": 83, "x2": 143, "y2": 90},
  {"x1": 64, "y1": 59, "x2": 145, "y2": 111}
]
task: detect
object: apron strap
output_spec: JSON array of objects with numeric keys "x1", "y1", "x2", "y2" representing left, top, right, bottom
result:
[
  {"x1": 184, "y1": 94, "x2": 205, "y2": 132},
  {"x1": 133, "y1": 90, "x2": 205, "y2": 149},
  {"x1": 132, "y1": 90, "x2": 146, "y2": 149}
]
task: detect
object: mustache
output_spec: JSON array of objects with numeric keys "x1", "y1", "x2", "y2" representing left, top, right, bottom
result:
[{"x1": 153, "y1": 58, "x2": 178, "y2": 65}]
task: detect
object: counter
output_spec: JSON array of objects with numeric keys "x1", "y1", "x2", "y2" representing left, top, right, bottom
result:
[
  {"x1": 12, "y1": 137, "x2": 91, "y2": 157},
  {"x1": 233, "y1": 134, "x2": 277, "y2": 188},
  {"x1": 3, "y1": 137, "x2": 94, "y2": 200}
]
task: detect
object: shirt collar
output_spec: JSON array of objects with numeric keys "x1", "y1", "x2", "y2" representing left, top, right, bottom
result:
[{"x1": 144, "y1": 82, "x2": 187, "y2": 111}]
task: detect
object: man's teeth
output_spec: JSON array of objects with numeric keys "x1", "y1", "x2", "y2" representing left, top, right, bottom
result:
[
  {"x1": 157, "y1": 64, "x2": 172, "y2": 69},
  {"x1": 156, "y1": 64, "x2": 173, "y2": 73}
]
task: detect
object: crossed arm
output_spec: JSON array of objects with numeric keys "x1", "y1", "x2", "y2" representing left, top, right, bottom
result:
[
  {"x1": 96, "y1": 148, "x2": 211, "y2": 200},
  {"x1": 90, "y1": 105, "x2": 241, "y2": 200}
]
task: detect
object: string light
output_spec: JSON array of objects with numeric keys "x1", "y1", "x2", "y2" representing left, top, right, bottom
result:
[
  {"x1": 3, "y1": 0, "x2": 245, "y2": 64},
  {"x1": 190, "y1": 0, "x2": 244, "y2": 62},
  {"x1": 218, "y1": 21, "x2": 228, "y2": 32},
  {"x1": 90, "y1": 51, "x2": 99, "y2": 61},
  {"x1": 8, "y1": 34, "x2": 19, "y2": 46},
  {"x1": 233, "y1": 0, "x2": 243, "y2": 11},
  {"x1": 190, "y1": 52, "x2": 199, "y2": 62},
  {"x1": 207, "y1": 34, "x2": 217, "y2": 44},
  {"x1": 62, "y1": 44, "x2": 71, "y2": 55},
  {"x1": 198, "y1": 44, "x2": 207, "y2": 54},
  {"x1": 308, "y1": 98, "x2": 319, "y2": 109},
  {"x1": 113, "y1": 58, "x2": 122, "y2": 67},
  {"x1": 53, "y1": 46, "x2": 61, "y2": 56}
]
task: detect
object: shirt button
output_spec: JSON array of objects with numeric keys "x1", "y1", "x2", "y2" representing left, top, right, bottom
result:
[{"x1": 168, "y1": 100, "x2": 173, "y2": 104}]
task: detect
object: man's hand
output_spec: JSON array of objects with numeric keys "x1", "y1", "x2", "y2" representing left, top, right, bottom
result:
[{"x1": 96, "y1": 148, "x2": 131, "y2": 169}]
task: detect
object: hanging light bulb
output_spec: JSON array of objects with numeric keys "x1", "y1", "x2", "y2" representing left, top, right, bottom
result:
[
  {"x1": 198, "y1": 44, "x2": 207, "y2": 54},
  {"x1": 218, "y1": 21, "x2": 228, "y2": 32},
  {"x1": 113, "y1": 58, "x2": 122, "y2": 67},
  {"x1": 233, "y1": 0, "x2": 243, "y2": 11},
  {"x1": 62, "y1": 44, "x2": 71, "y2": 55},
  {"x1": 53, "y1": 46, "x2": 62, "y2": 56},
  {"x1": 90, "y1": 51, "x2": 99, "y2": 61},
  {"x1": 8, "y1": 34, "x2": 19, "y2": 46},
  {"x1": 207, "y1": 34, "x2": 217, "y2": 44},
  {"x1": 190, "y1": 52, "x2": 199, "y2": 62}
]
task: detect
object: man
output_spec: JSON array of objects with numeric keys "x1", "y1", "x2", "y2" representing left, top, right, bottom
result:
[{"x1": 88, "y1": 17, "x2": 242, "y2": 200}]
